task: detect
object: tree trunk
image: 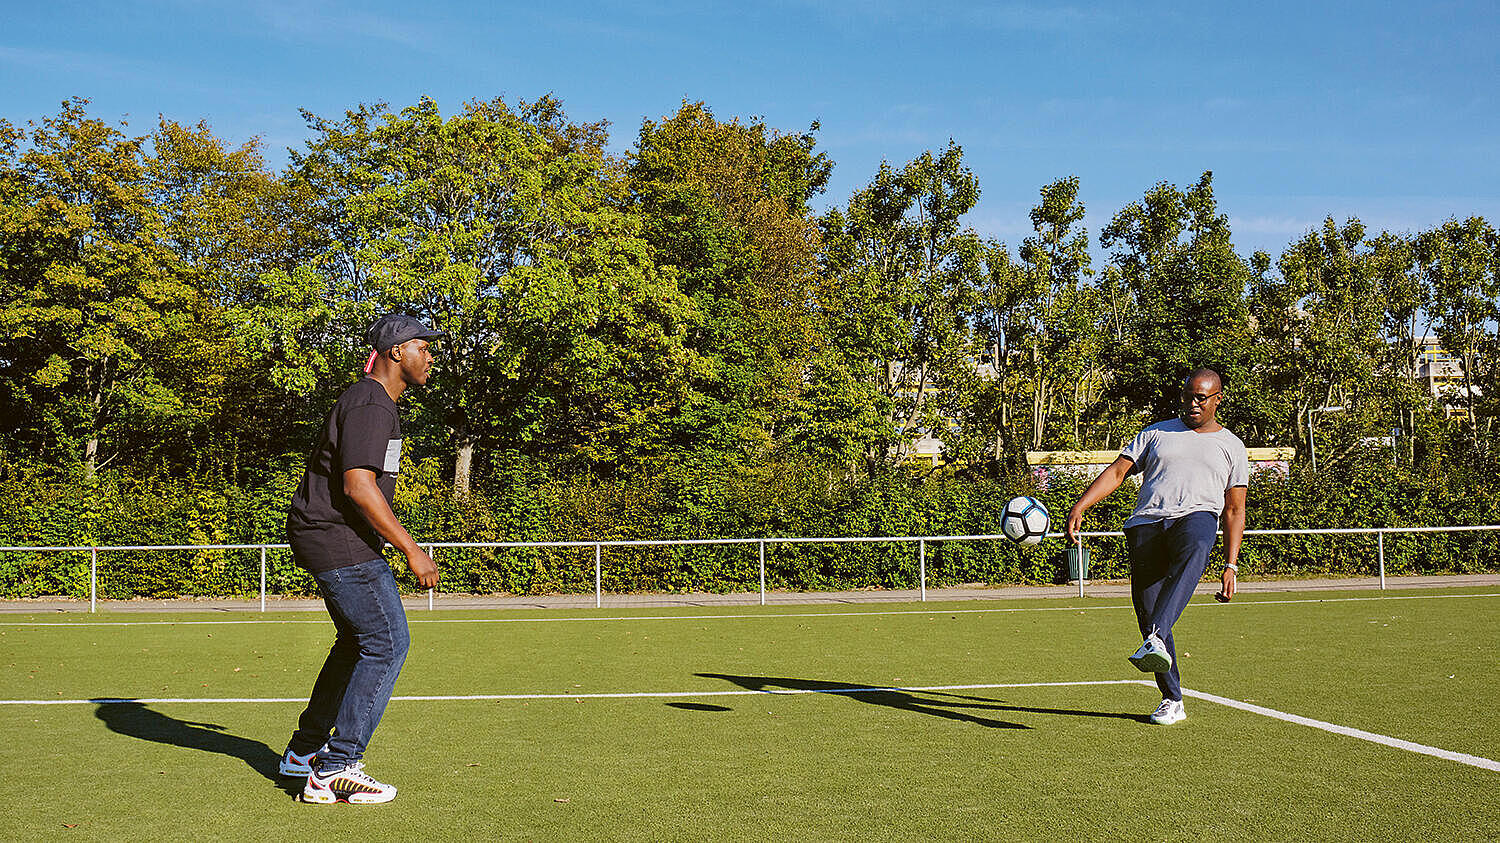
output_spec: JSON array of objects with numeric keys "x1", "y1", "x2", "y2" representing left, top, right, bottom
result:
[
  {"x1": 83, "y1": 365, "x2": 107, "y2": 480},
  {"x1": 454, "y1": 435, "x2": 475, "y2": 499}
]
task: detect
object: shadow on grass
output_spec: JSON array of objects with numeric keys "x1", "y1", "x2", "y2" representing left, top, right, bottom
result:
[
  {"x1": 695, "y1": 675, "x2": 1149, "y2": 727},
  {"x1": 920, "y1": 688, "x2": 1150, "y2": 724},
  {"x1": 667, "y1": 702, "x2": 734, "y2": 712},
  {"x1": 696, "y1": 674, "x2": 1038, "y2": 729},
  {"x1": 92, "y1": 701, "x2": 301, "y2": 796}
]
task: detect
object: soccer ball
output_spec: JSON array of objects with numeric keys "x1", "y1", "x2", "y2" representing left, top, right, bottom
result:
[{"x1": 1001, "y1": 496, "x2": 1051, "y2": 545}]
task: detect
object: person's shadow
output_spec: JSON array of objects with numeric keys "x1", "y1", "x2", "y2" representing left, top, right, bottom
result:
[
  {"x1": 92, "y1": 701, "x2": 302, "y2": 796},
  {"x1": 696, "y1": 674, "x2": 1149, "y2": 727}
]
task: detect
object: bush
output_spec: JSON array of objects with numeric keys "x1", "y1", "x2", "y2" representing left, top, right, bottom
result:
[{"x1": 1, "y1": 449, "x2": 1497, "y2": 599}]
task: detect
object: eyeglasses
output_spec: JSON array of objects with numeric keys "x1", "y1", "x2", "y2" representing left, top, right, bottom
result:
[{"x1": 1181, "y1": 391, "x2": 1221, "y2": 405}]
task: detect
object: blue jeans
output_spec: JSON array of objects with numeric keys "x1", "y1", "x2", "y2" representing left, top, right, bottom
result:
[
  {"x1": 1125, "y1": 511, "x2": 1219, "y2": 702},
  {"x1": 288, "y1": 558, "x2": 410, "y2": 773}
]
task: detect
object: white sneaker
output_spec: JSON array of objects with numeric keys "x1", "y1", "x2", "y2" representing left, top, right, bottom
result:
[
  {"x1": 1128, "y1": 632, "x2": 1172, "y2": 674},
  {"x1": 301, "y1": 762, "x2": 397, "y2": 804},
  {"x1": 279, "y1": 743, "x2": 329, "y2": 777},
  {"x1": 1149, "y1": 698, "x2": 1186, "y2": 725}
]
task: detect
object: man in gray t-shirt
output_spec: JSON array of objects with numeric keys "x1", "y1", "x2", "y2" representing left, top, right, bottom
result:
[{"x1": 1065, "y1": 369, "x2": 1249, "y2": 725}]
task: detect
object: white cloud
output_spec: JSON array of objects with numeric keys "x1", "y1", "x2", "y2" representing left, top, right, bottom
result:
[{"x1": 245, "y1": 0, "x2": 446, "y2": 53}]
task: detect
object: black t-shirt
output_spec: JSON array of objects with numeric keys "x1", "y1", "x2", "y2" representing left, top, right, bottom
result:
[{"x1": 286, "y1": 378, "x2": 402, "y2": 572}]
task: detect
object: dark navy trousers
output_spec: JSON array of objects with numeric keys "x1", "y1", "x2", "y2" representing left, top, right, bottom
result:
[{"x1": 1125, "y1": 510, "x2": 1219, "y2": 702}]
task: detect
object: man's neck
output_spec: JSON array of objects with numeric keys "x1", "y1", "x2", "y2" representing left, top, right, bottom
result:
[
  {"x1": 1181, "y1": 416, "x2": 1223, "y2": 433},
  {"x1": 368, "y1": 369, "x2": 406, "y2": 402}
]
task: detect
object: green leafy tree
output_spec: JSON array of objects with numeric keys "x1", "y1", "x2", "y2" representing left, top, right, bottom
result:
[
  {"x1": 146, "y1": 118, "x2": 312, "y2": 479},
  {"x1": 0, "y1": 99, "x2": 209, "y2": 477},
  {"x1": 964, "y1": 239, "x2": 1031, "y2": 468},
  {"x1": 1100, "y1": 172, "x2": 1255, "y2": 429},
  {"x1": 245, "y1": 96, "x2": 704, "y2": 494},
  {"x1": 818, "y1": 142, "x2": 984, "y2": 473},
  {"x1": 628, "y1": 102, "x2": 831, "y2": 464},
  {"x1": 1366, "y1": 231, "x2": 1434, "y2": 468},
  {"x1": 1416, "y1": 217, "x2": 1500, "y2": 453},
  {"x1": 1014, "y1": 176, "x2": 1096, "y2": 450},
  {"x1": 1253, "y1": 218, "x2": 1389, "y2": 463}
]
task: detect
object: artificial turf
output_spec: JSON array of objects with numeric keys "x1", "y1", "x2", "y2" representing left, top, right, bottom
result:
[{"x1": 1, "y1": 587, "x2": 1496, "y2": 841}]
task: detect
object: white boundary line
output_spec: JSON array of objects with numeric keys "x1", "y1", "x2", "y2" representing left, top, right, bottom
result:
[
  {"x1": 1179, "y1": 688, "x2": 1500, "y2": 773},
  {"x1": 2, "y1": 591, "x2": 1497, "y2": 627},
  {"x1": 0, "y1": 679, "x2": 1143, "y2": 706},
  {"x1": 4, "y1": 678, "x2": 1495, "y2": 773}
]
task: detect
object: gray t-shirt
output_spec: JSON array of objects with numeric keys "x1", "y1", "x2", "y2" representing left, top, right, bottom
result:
[{"x1": 1120, "y1": 418, "x2": 1249, "y2": 528}]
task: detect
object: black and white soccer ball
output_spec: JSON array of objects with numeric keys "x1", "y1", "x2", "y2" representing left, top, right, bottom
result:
[{"x1": 1001, "y1": 496, "x2": 1051, "y2": 546}]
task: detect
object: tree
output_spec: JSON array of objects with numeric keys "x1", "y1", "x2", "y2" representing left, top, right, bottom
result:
[
  {"x1": 1367, "y1": 232, "x2": 1435, "y2": 467},
  {"x1": 1101, "y1": 172, "x2": 1255, "y2": 427},
  {"x1": 964, "y1": 239, "x2": 1030, "y2": 468},
  {"x1": 818, "y1": 142, "x2": 984, "y2": 473},
  {"x1": 1252, "y1": 218, "x2": 1391, "y2": 464},
  {"x1": 244, "y1": 96, "x2": 704, "y2": 495},
  {"x1": 1416, "y1": 217, "x2": 1500, "y2": 453},
  {"x1": 0, "y1": 99, "x2": 209, "y2": 477},
  {"x1": 1014, "y1": 176, "x2": 1096, "y2": 450},
  {"x1": 147, "y1": 118, "x2": 312, "y2": 479},
  {"x1": 628, "y1": 102, "x2": 831, "y2": 463}
]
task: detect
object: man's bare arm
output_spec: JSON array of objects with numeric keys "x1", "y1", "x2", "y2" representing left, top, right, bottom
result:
[
  {"x1": 1217, "y1": 485, "x2": 1247, "y2": 601},
  {"x1": 1065, "y1": 456, "x2": 1135, "y2": 543},
  {"x1": 344, "y1": 468, "x2": 438, "y2": 588}
]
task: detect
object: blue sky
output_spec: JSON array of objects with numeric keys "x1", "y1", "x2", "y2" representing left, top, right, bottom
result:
[{"x1": 2, "y1": 0, "x2": 1496, "y2": 258}]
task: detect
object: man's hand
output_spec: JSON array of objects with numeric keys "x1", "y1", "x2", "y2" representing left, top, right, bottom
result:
[
  {"x1": 1216, "y1": 567, "x2": 1236, "y2": 602},
  {"x1": 406, "y1": 546, "x2": 439, "y2": 589},
  {"x1": 1065, "y1": 504, "x2": 1085, "y2": 545}
]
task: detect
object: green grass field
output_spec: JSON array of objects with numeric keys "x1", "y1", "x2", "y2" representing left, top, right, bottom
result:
[{"x1": 2, "y1": 587, "x2": 1497, "y2": 841}]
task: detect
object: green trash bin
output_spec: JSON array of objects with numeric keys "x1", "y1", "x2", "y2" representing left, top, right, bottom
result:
[{"x1": 1067, "y1": 543, "x2": 1090, "y2": 582}]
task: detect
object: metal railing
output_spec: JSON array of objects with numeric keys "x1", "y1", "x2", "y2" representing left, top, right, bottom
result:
[{"x1": 3, "y1": 523, "x2": 1498, "y2": 612}]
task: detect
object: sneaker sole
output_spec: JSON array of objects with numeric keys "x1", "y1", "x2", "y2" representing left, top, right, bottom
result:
[
  {"x1": 300, "y1": 785, "x2": 397, "y2": 804},
  {"x1": 300, "y1": 791, "x2": 396, "y2": 804},
  {"x1": 1149, "y1": 712, "x2": 1186, "y2": 725},
  {"x1": 1129, "y1": 652, "x2": 1172, "y2": 673}
]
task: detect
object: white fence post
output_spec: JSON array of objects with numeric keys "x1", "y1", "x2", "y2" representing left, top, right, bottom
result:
[
  {"x1": 428, "y1": 545, "x2": 436, "y2": 611},
  {"x1": 1378, "y1": 532, "x2": 1386, "y2": 590},
  {"x1": 90, "y1": 547, "x2": 97, "y2": 613},
  {"x1": 1078, "y1": 540, "x2": 1085, "y2": 599},
  {"x1": 919, "y1": 539, "x2": 926, "y2": 602},
  {"x1": 759, "y1": 541, "x2": 766, "y2": 606},
  {"x1": 260, "y1": 546, "x2": 267, "y2": 612},
  {"x1": 595, "y1": 544, "x2": 602, "y2": 609}
]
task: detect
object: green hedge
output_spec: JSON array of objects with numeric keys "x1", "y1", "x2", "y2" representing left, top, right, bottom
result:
[{"x1": 1, "y1": 449, "x2": 1497, "y2": 600}]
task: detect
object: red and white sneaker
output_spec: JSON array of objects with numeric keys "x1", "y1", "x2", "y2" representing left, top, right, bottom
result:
[
  {"x1": 279, "y1": 743, "x2": 329, "y2": 777},
  {"x1": 301, "y1": 762, "x2": 397, "y2": 804}
]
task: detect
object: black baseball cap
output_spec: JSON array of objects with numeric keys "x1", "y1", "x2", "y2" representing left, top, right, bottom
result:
[{"x1": 367, "y1": 313, "x2": 443, "y2": 352}]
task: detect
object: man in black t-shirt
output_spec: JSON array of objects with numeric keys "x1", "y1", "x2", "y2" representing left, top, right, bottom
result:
[{"x1": 278, "y1": 313, "x2": 441, "y2": 805}]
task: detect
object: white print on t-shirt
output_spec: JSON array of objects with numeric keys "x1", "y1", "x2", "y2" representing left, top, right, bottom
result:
[{"x1": 383, "y1": 439, "x2": 402, "y2": 473}]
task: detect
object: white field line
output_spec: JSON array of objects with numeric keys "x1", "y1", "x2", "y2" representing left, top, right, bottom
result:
[
  {"x1": 1, "y1": 591, "x2": 1497, "y2": 628},
  {"x1": 4, "y1": 678, "x2": 1495, "y2": 773},
  {"x1": 0, "y1": 679, "x2": 1144, "y2": 706},
  {"x1": 1179, "y1": 687, "x2": 1500, "y2": 773}
]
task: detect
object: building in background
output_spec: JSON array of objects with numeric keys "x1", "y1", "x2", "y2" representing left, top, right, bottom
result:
[{"x1": 1416, "y1": 335, "x2": 1475, "y2": 416}]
